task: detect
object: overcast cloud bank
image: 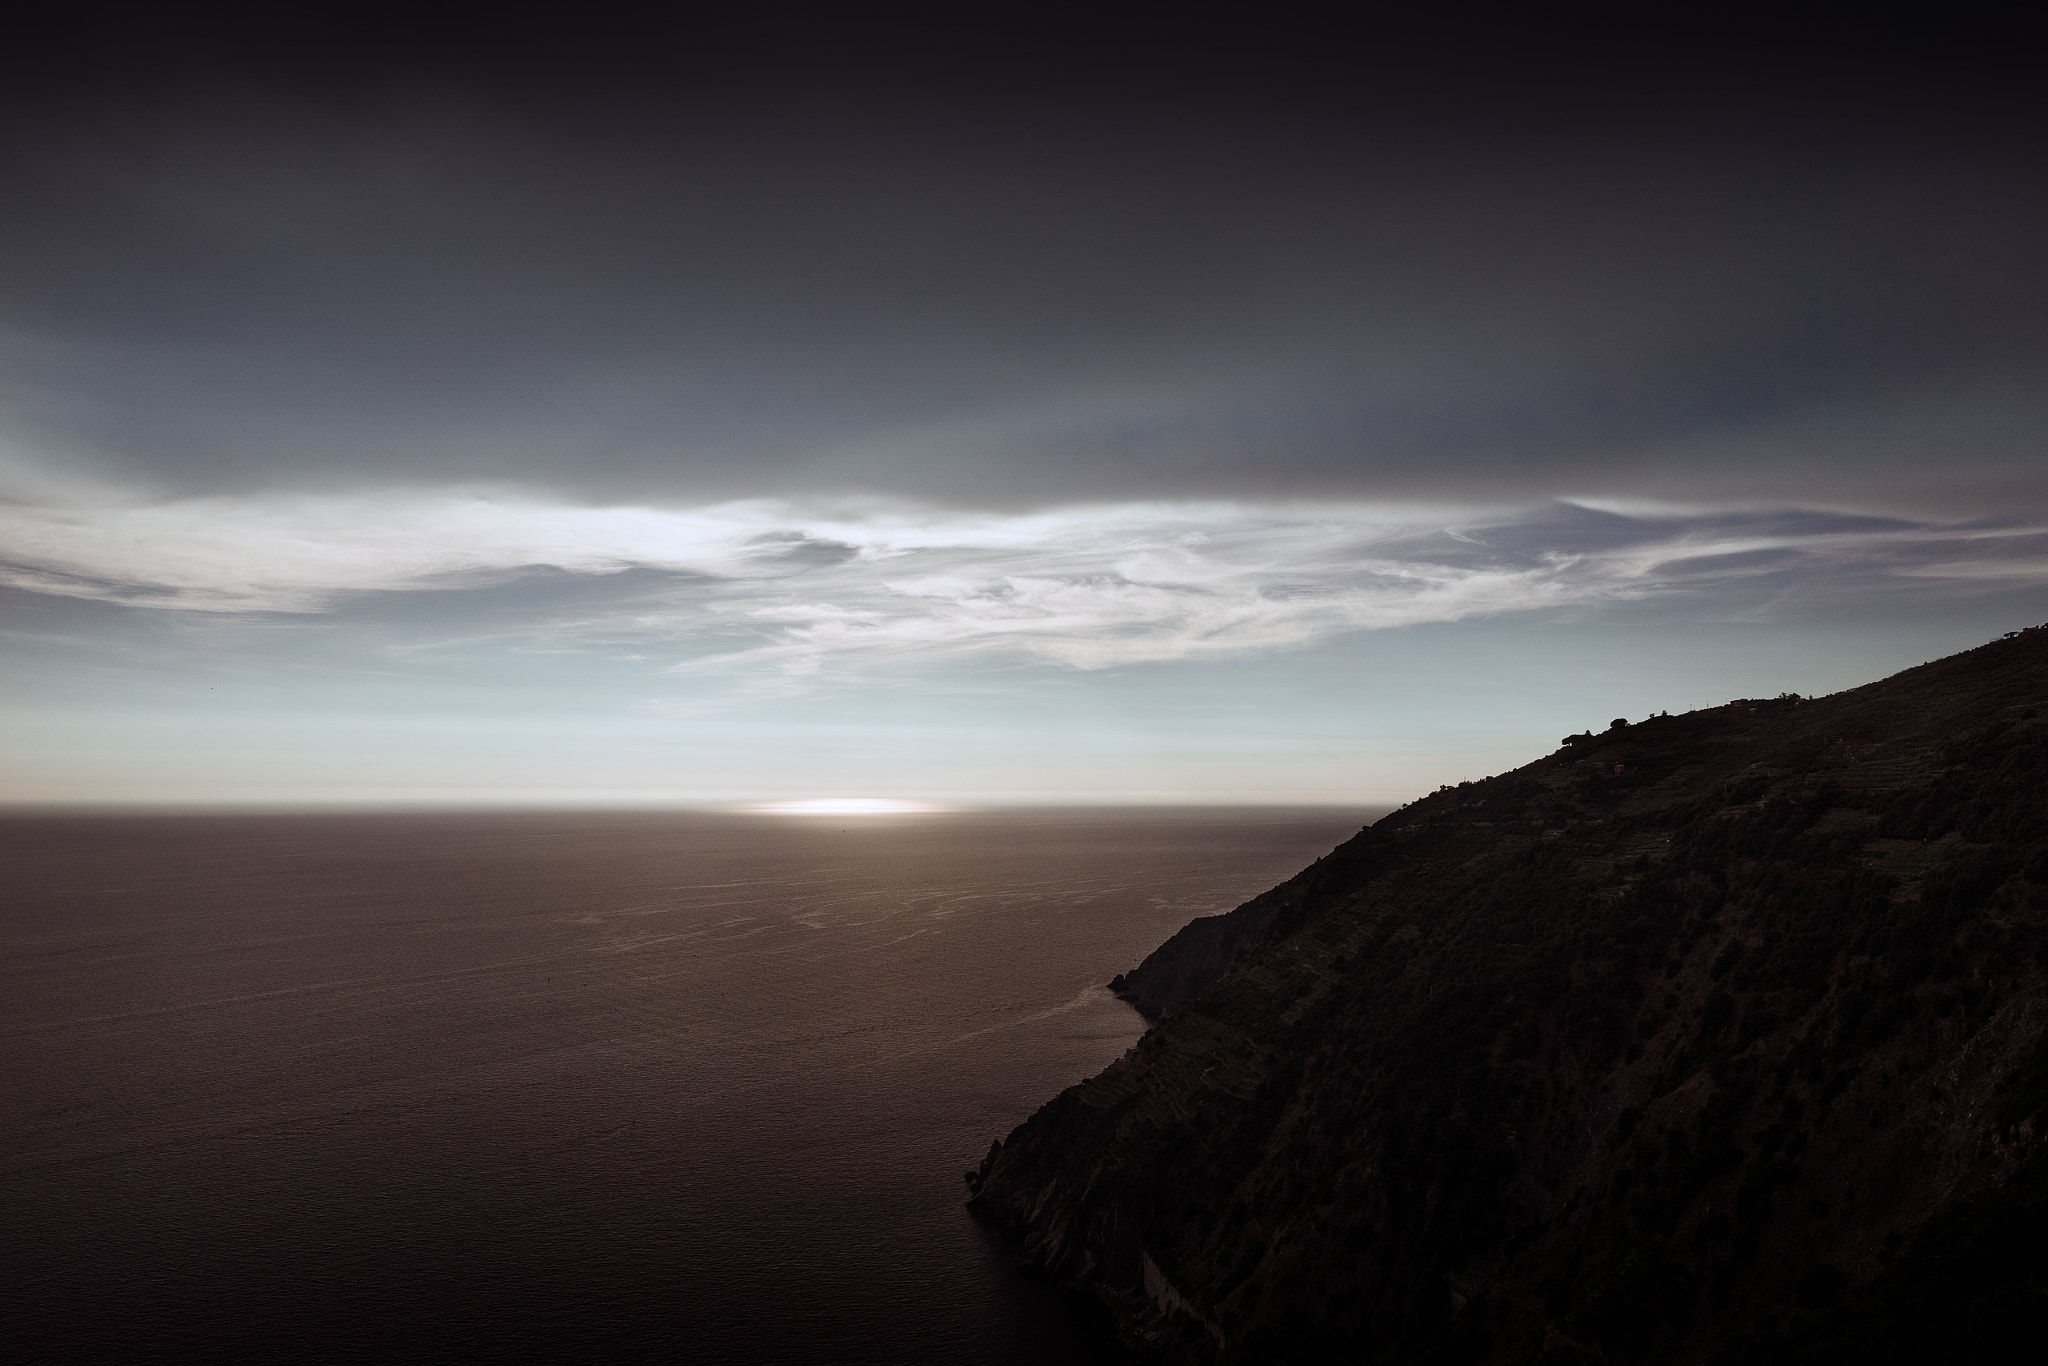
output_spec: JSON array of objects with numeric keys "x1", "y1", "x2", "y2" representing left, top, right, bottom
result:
[{"x1": 5, "y1": 490, "x2": 2043, "y2": 676}]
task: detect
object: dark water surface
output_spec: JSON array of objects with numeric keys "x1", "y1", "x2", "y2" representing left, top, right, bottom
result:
[{"x1": 1, "y1": 808, "x2": 1366, "y2": 1362}]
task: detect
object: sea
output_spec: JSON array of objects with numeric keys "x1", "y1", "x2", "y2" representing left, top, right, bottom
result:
[{"x1": 0, "y1": 808, "x2": 1369, "y2": 1362}]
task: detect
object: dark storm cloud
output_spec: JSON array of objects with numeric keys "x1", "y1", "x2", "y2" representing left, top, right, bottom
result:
[{"x1": 1, "y1": 8, "x2": 2043, "y2": 514}]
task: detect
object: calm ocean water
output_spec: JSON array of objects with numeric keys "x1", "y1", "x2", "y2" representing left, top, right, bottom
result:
[{"x1": 1, "y1": 808, "x2": 1366, "y2": 1362}]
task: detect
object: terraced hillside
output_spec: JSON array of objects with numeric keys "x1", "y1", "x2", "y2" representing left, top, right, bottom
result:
[{"x1": 968, "y1": 625, "x2": 2048, "y2": 1364}]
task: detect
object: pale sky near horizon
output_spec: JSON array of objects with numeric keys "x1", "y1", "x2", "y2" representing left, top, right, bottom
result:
[{"x1": 4, "y1": 10, "x2": 2046, "y2": 807}]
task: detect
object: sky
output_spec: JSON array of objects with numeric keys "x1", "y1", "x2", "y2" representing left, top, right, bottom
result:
[{"x1": 3, "y1": 7, "x2": 2046, "y2": 806}]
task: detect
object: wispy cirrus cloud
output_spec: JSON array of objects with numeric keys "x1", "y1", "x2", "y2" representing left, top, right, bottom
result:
[{"x1": 3, "y1": 486, "x2": 2045, "y2": 675}]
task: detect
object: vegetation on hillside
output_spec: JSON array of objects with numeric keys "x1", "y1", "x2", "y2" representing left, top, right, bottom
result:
[{"x1": 969, "y1": 626, "x2": 2048, "y2": 1364}]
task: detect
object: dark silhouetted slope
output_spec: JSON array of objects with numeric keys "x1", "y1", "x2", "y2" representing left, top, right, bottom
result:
[{"x1": 969, "y1": 625, "x2": 2048, "y2": 1364}]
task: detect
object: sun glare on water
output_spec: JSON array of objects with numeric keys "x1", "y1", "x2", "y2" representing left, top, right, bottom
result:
[{"x1": 746, "y1": 798, "x2": 947, "y2": 815}]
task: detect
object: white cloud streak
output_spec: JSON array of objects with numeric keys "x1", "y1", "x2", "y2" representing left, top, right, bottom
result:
[{"x1": 3, "y1": 486, "x2": 2045, "y2": 674}]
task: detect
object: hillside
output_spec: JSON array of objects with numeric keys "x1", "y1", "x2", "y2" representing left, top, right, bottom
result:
[{"x1": 968, "y1": 626, "x2": 2048, "y2": 1364}]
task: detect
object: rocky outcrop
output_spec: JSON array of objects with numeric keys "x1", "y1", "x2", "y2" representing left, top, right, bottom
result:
[
  {"x1": 971, "y1": 625, "x2": 2048, "y2": 1363},
  {"x1": 1108, "y1": 844, "x2": 1376, "y2": 1021},
  {"x1": 1109, "y1": 902, "x2": 1281, "y2": 1022}
]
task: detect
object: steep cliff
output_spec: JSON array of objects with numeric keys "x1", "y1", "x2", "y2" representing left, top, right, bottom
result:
[
  {"x1": 969, "y1": 626, "x2": 2048, "y2": 1364},
  {"x1": 1109, "y1": 855, "x2": 1351, "y2": 1022}
]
